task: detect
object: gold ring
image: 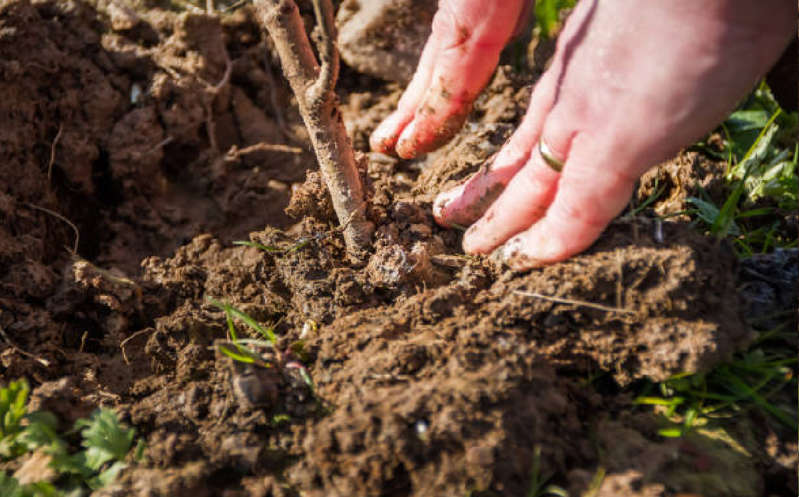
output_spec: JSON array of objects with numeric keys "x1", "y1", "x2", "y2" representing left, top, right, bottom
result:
[{"x1": 538, "y1": 139, "x2": 565, "y2": 173}]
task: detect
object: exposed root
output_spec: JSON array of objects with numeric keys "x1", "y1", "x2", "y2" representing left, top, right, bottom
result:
[
  {"x1": 47, "y1": 123, "x2": 63, "y2": 184},
  {"x1": 24, "y1": 202, "x2": 80, "y2": 254},
  {"x1": 0, "y1": 325, "x2": 50, "y2": 367}
]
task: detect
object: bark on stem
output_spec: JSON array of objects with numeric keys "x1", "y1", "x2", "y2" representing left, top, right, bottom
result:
[{"x1": 255, "y1": 0, "x2": 373, "y2": 257}]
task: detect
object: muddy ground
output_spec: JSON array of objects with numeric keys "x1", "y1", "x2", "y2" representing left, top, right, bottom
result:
[{"x1": 0, "y1": 1, "x2": 796, "y2": 496}]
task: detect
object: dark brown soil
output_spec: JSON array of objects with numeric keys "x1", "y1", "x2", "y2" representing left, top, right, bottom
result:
[{"x1": 0, "y1": 1, "x2": 795, "y2": 496}]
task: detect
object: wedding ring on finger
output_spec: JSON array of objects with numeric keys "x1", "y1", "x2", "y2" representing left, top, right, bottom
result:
[{"x1": 538, "y1": 139, "x2": 565, "y2": 173}]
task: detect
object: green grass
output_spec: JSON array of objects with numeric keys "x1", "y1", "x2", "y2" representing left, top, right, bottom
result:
[
  {"x1": 685, "y1": 81, "x2": 798, "y2": 256},
  {"x1": 207, "y1": 297, "x2": 315, "y2": 392},
  {"x1": 630, "y1": 82, "x2": 798, "y2": 437},
  {"x1": 207, "y1": 297, "x2": 279, "y2": 366},
  {"x1": 0, "y1": 380, "x2": 142, "y2": 497},
  {"x1": 526, "y1": 445, "x2": 569, "y2": 497},
  {"x1": 635, "y1": 324, "x2": 796, "y2": 437}
]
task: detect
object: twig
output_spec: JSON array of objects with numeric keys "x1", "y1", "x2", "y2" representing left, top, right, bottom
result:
[
  {"x1": 24, "y1": 203, "x2": 79, "y2": 254},
  {"x1": 0, "y1": 325, "x2": 50, "y2": 367},
  {"x1": 47, "y1": 124, "x2": 64, "y2": 183},
  {"x1": 225, "y1": 142, "x2": 303, "y2": 160},
  {"x1": 120, "y1": 328, "x2": 156, "y2": 365},
  {"x1": 255, "y1": 0, "x2": 373, "y2": 258},
  {"x1": 514, "y1": 290, "x2": 634, "y2": 314},
  {"x1": 308, "y1": 0, "x2": 337, "y2": 104}
]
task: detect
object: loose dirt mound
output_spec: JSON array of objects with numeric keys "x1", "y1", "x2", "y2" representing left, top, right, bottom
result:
[{"x1": 0, "y1": 1, "x2": 794, "y2": 496}]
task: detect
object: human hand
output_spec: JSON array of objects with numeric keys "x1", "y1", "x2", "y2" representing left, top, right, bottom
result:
[{"x1": 373, "y1": 0, "x2": 795, "y2": 269}]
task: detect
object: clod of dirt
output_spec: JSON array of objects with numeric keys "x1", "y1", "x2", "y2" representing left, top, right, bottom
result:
[
  {"x1": 337, "y1": 0, "x2": 434, "y2": 84},
  {"x1": 637, "y1": 150, "x2": 728, "y2": 218},
  {"x1": 484, "y1": 219, "x2": 749, "y2": 384},
  {"x1": 284, "y1": 170, "x2": 335, "y2": 222}
]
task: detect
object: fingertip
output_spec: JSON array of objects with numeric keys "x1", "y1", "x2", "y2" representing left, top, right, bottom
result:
[
  {"x1": 394, "y1": 119, "x2": 420, "y2": 159},
  {"x1": 432, "y1": 185, "x2": 463, "y2": 227},
  {"x1": 462, "y1": 220, "x2": 495, "y2": 255},
  {"x1": 370, "y1": 111, "x2": 411, "y2": 154},
  {"x1": 500, "y1": 232, "x2": 561, "y2": 270}
]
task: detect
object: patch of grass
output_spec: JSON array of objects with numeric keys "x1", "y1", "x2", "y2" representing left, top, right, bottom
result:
[
  {"x1": 635, "y1": 323, "x2": 797, "y2": 437},
  {"x1": 0, "y1": 379, "x2": 142, "y2": 496},
  {"x1": 632, "y1": 83, "x2": 797, "y2": 438},
  {"x1": 685, "y1": 81, "x2": 798, "y2": 256}
]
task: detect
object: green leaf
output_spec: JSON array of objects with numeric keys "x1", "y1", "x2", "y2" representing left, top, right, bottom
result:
[
  {"x1": 686, "y1": 197, "x2": 721, "y2": 227},
  {"x1": 218, "y1": 343, "x2": 256, "y2": 364},
  {"x1": 657, "y1": 427, "x2": 683, "y2": 438},
  {"x1": 711, "y1": 182, "x2": 745, "y2": 238},
  {"x1": 75, "y1": 409, "x2": 135, "y2": 471}
]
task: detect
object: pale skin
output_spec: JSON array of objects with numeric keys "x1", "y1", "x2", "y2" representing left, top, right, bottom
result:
[{"x1": 370, "y1": 0, "x2": 796, "y2": 269}]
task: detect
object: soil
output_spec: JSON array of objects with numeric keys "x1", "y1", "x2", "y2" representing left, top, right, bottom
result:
[{"x1": 0, "y1": 1, "x2": 795, "y2": 496}]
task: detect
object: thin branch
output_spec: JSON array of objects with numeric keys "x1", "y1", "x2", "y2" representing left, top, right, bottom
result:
[
  {"x1": 120, "y1": 328, "x2": 155, "y2": 365},
  {"x1": 225, "y1": 142, "x2": 303, "y2": 160},
  {"x1": 203, "y1": 51, "x2": 233, "y2": 154},
  {"x1": 514, "y1": 290, "x2": 634, "y2": 315},
  {"x1": 255, "y1": 0, "x2": 373, "y2": 258},
  {"x1": 24, "y1": 203, "x2": 79, "y2": 254},
  {"x1": 308, "y1": 0, "x2": 338, "y2": 102}
]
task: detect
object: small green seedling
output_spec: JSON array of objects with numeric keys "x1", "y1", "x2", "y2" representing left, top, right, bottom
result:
[
  {"x1": 234, "y1": 232, "x2": 325, "y2": 255},
  {"x1": 207, "y1": 297, "x2": 315, "y2": 393},
  {"x1": 0, "y1": 379, "x2": 142, "y2": 496}
]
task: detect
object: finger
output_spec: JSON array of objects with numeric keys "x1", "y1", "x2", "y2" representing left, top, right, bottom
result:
[
  {"x1": 394, "y1": 0, "x2": 527, "y2": 159},
  {"x1": 457, "y1": 76, "x2": 579, "y2": 253},
  {"x1": 500, "y1": 135, "x2": 639, "y2": 269},
  {"x1": 460, "y1": 143, "x2": 563, "y2": 254},
  {"x1": 433, "y1": 67, "x2": 561, "y2": 228},
  {"x1": 369, "y1": 24, "x2": 445, "y2": 154}
]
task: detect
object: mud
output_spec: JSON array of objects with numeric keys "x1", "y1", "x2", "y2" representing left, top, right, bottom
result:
[{"x1": 0, "y1": 1, "x2": 795, "y2": 496}]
